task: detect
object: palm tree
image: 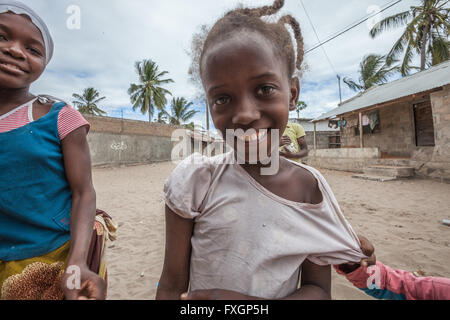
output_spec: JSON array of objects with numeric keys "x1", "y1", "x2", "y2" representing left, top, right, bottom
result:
[
  {"x1": 128, "y1": 60, "x2": 174, "y2": 123},
  {"x1": 370, "y1": 0, "x2": 449, "y2": 76},
  {"x1": 295, "y1": 101, "x2": 307, "y2": 119},
  {"x1": 156, "y1": 108, "x2": 169, "y2": 124},
  {"x1": 343, "y1": 54, "x2": 399, "y2": 92},
  {"x1": 72, "y1": 88, "x2": 107, "y2": 116},
  {"x1": 167, "y1": 97, "x2": 199, "y2": 127}
]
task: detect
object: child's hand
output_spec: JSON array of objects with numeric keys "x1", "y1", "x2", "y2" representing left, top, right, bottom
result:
[
  {"x1": 180, "y1": 289, "x2": 251, "y2": 300},
  {"x1": 358, "y1": 235, "x2": 376, "y2": 268},
  {"x1": 338, "y1": 235, "x2": 376, "y2": 274},
  {"x1": 281, "y1": 136, "x2": 292, "y2": 147},
  {"x1": 61, "y1": 265, "x2": 106, "y2": 300},
  {"x1": 76, "y1": 277, "x2": 106, "y2": 300}
]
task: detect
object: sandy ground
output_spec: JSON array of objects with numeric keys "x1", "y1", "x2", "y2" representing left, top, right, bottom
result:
[{"x1": 93, "y1": 163, "x2": 450, "y2": 300}]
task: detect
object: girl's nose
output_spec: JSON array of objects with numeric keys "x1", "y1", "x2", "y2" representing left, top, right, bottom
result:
[
  {"x1": 232, "y1": 97, "x2": 261, "y2": 126},
  {"x1": 2, "y1": 42, "x2": 26, "y2": 60}
]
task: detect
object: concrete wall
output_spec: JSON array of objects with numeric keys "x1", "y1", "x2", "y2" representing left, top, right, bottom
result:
[
  {"x1": 304, "y1": 131, "x2": 334, "y2": 150},
  {"x1": 305, "y1": 148, "x2": 380, "y2": 173},
  {"x1": 341, "y1": 102, "x2": 416, "y2": 157},
  {"x1": 84, "y1": 115, "x2": 183, "y2": 166},
  {"x1": 413, "y1": 85, "x2": 450, "y2": 182}
]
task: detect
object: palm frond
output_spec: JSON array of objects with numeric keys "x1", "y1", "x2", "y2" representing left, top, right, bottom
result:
[{"x1": 370, "y1": 11, "x2": 411, "y2": 38}]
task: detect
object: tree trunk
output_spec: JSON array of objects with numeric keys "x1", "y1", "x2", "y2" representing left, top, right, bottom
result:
[
  {"x1": 147, "y1": 97, "x2": 152, "y2": 123},
  {"x1": 421, "y1": 20, "x2": 431, "y2": 71}
]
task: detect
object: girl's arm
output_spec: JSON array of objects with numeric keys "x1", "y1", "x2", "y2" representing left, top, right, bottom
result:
[
  {"x1": 60, "y1": 126, "x2": 105, "y2": 300},
  {"x1": 182, "y1": 260, "x2": 331, "y2": 300},
  {"x1": 156, "y1": 205, "x2": 194, "y2": 300}
]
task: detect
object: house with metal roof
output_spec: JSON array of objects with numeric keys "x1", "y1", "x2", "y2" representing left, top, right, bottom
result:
[{"x1": 307, "y1": 60, "x2": 450, "y2": 182}]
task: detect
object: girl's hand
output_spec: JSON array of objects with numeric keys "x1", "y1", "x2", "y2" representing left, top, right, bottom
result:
[
  {"x1": 358, "y1": 235, "x2": 376, "y2": 268},
  {"x1": 338, "y1": 235, "x2": 376, "y2": 274},
  {"x1": 61, "y1": 264, "x2": 106, "y2": 300},
  {"x1": 181, "y1": 289, "x2": 254, "y2": 300}
]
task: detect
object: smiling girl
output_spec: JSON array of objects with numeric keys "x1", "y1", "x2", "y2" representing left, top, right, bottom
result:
[
  {"x1": 0, "y1": 1, "x2": 107, "y2": 300},
  {"x1": 157, "y1": 0, "x2": 368, "y2": 300}
]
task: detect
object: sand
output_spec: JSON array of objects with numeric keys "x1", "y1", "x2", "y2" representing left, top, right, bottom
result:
[{"x1": 92, "y1": 163, "x2": 450, "y2": 300}]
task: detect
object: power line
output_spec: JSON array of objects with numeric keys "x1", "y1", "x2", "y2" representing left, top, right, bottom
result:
[
  {"x1": 304, "y1": 0, "x2": 403, "y2": 55},
  {"x1": 300, "y1": 0, "x2": 342, "y2": 102},
  {"x1": 300, "y1": 0, "x2": 337, "y2": 75}
]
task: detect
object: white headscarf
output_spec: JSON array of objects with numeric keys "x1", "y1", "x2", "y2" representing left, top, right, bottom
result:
[{"x1": 0, "y1": 1, "x2": 54, "y2": 64}]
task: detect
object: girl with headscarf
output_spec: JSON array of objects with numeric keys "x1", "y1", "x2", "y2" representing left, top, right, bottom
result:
[{"x1": 0, "y1": 1, "x2": 114, "y2": 300}]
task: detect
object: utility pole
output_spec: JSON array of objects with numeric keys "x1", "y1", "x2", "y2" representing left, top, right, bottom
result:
[
  {"x1": 337, "y1": 75, "x2": 342, "y2": 105},
  {"x1": 205, "y1": 100, "x2": 210, "y2": 132}
]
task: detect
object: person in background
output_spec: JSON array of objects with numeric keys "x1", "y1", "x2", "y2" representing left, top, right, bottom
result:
[{"x1": 279, "y1": 121, "x2": 309, "y2": 163}]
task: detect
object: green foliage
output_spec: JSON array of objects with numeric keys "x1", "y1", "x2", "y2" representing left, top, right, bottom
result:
[
  {"x1": 370, "y1": 0, "x2": 449, "y2": 75},
  {"x1": 72, "y1": 87, "x2": 107, "y2": 116},
  {"x1": 128, "y1": 59, "x2": 174, "y2": 122},
  {"x1": 166, "y1": 97, "x2": 199, "y2": 127},
  {"x1": 295, "y1": 101, "x2": 308, "y2": 118},
  {"x1": 343, "y1": 54, "x2": 400, "y2": 92}
]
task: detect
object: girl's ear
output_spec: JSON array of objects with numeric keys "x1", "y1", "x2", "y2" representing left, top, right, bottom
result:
[{"x1": 289, "y1": 77, "x2": 300, "y2": 112}]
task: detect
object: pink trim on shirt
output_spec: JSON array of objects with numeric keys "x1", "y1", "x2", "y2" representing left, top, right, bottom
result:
[
  {"x1": 0, "y1": 102, "x2": 89, "y2": 140},
  {"x1": 57, "y1": 106, "x2": 90, "y2": 140}
]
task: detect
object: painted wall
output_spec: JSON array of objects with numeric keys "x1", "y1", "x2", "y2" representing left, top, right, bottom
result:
[{"x1": 83, "y1": 115, "x2": 183, "y2": 166}]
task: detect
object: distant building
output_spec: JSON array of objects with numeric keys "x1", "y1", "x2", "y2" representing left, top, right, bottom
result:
[
  {"x1": 289, "y1": 118, "x2": 340, "y2": 149},
  {"x1": 310, "y1": 60, "x2": 450, "y2": 182}
]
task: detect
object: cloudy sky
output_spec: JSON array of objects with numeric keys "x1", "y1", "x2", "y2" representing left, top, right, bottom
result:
[{"x1": 24, "y1": 0, "x2": 419, "y2": 130}]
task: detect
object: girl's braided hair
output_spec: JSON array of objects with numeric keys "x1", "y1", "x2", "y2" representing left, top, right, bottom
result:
[{"x1": 198, "y1": 0, "x2": 304, "y2": 80}]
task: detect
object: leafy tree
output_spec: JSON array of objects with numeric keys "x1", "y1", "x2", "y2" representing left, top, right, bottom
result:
[
  {"x1": 128, "y1": 59, "x2": 174, "y2": 123},
  {"x1": 343, "y1": 54, "x2": 399, "y2": 92},
  {"x1": 370, "y1": 0, "x2": 449, "y2": 75},
  {"x1": 167, "y1": 97, "x2": 199, "y2": 128},
  {"x1": 295, "y1": 101, "x2": 308, "y2": 119},
  {"x1": 72, "y1": 87, "x2": 107, "y2": 116}
]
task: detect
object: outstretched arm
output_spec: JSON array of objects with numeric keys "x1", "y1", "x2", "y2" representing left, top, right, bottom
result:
[
  {"x1": 156, "y1": 205, "x2": 194, "y2": 300},
  {"x1": 60, "y1": 126, "x2": 105, "y2": 300}
]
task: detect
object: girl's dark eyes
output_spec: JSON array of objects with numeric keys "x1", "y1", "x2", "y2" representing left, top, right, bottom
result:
[
  {"x1": 256, "y1": 85, "x2": 276, "y2": 96},
  {"x1": 27, "y1": 47, "x2": 42, "y2": 56},
  {"x1": 214, "y1": 96, "x2": 230, "y2": 106},
  {"x1": 0, "y1": 34, "x2": 42, "y2": 56},
  {"x1": 212, "y1": 85, "x2": 276, "y2": 106}
]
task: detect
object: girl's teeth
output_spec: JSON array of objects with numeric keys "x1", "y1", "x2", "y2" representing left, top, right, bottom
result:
[
  {"x1": 238, "y1": 130, "x2": 268, "y2": 142},
  {"x1": 2, "y1": 63, "x2": 20, "y2": 70}
]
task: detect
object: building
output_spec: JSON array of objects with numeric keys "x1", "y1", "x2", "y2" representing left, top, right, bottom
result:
[
  {"x1": 289, "y1": 118, "x2": 340, "y2": 149},
  {"x1": 309, "y1": 60, "x2": 450, "y2": 182}
]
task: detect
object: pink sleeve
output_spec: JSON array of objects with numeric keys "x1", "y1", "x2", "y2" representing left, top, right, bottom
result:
[
  {"x1": 57, "y1": 106, "x2": 90, "y2": 140},
  {"x1": 335, "y1": 262, "x2": 450, "y2": 300}
]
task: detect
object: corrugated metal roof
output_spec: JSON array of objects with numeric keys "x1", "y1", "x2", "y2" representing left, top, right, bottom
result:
[{"x1": 313, "y1": 60, "x2": 450, "y2": 121}]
